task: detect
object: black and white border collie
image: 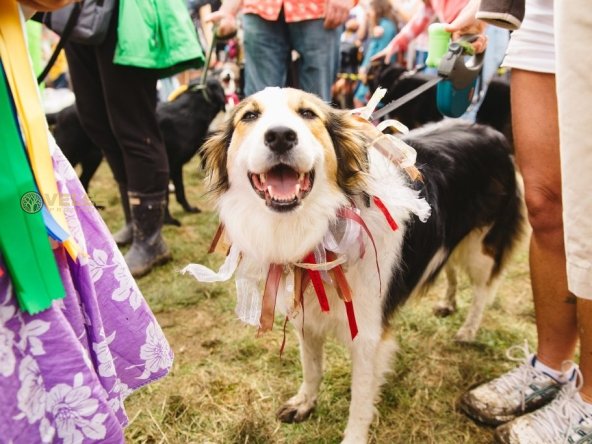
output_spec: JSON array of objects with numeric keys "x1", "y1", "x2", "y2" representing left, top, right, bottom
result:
[{"x1": 197, "y1": 87, "x2": 524, "y2": 443}]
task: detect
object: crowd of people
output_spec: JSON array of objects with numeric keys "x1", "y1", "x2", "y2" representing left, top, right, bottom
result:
[{"x1": 1, "y1": 0, "x2": 591, "y2": 442}]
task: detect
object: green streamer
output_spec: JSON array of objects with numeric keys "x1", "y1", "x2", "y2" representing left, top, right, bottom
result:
[{"x1": 0, "y1": 63, "x2": 64, "y2": 314}]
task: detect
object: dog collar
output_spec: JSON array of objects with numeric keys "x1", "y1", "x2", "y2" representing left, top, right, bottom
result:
[{"x1": 182, "y1": 198, "x2": 398, "y2": 341}]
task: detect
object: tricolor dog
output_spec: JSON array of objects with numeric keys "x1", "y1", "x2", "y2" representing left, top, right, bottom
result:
[{"x1": 187, "y1": 87, "x2": 524, "y2": 443}]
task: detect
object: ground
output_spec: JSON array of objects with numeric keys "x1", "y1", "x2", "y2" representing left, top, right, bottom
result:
[{"x1": 87, "y1": 157, "x2": 536, "y2": 444}]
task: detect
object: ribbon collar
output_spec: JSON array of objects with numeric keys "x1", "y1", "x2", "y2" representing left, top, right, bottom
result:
[{"x1": 183, "y1": 197, "x2": 399, "y2": 340}]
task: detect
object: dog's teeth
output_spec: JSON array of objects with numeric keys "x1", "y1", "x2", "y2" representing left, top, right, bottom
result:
[
  {"x1": 299, "y1": 173, "x2": 305, "y2": 182},
  {"x1": 295, "y1": 184, "x2": 301, "y2": 196},
  {"x1": 265, "y1": 188, "x2": 272, "y2": 205},
  {"x1": 260, "y1": 173, "x2": 267, "y2": 184}
]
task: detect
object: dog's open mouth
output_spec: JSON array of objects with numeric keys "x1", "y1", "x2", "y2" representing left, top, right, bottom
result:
[{"x1": 249, "y1": 164, "x2": 314, "y2": 212}]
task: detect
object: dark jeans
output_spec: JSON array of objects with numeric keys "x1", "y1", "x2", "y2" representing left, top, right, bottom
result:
[
  {"x1": 242, "y1": 12, "x2": 341, "y2": 102},
  {"x1": 64, "y1": 9, "x2": 169, "y2": 194}
]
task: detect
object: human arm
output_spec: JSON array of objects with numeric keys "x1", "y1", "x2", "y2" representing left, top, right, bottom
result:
[
  {"x1": 371, "y1": 1, "x2": 436, "y2": 64},
  {"x1": 443, "y1": 0, "x2": 487, "y2": 53},
  {"x1": 205, "y1": 0, "x2": 242, "y2": 38},
  {"x1": 324, "y1": 0, "x2": 355, "y2": 29}
]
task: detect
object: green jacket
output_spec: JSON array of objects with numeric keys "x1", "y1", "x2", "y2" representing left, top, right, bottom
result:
[{"x1": 114, "y1": 0, "x2": 204, "y2": 78}]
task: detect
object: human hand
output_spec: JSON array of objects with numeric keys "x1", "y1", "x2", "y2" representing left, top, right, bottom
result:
[
  {"x1": 206, "y1": 9, "x2": 238, "y2": 39},
  {"x1": 371, "y1": 38, "x2": 399, "y2": 64},
  {"x1": 443, "y1": 0, "x2": 487, "y2": 53},
  {"x1": 18, "y1": 0, "x2": 77, "y2": 11},
  {"x1": 324, "y1": 0, "x2": 353, "y2": 30},
  {"x1": 372, "y1": 25, "x2": 385, "y2": 38}
]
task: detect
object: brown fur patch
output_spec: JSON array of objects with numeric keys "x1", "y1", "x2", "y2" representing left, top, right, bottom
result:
[
  {"x1": 325, "y1": 110, "x2": 371, "y2": 198},
  {"x1": 202, "y1": 119, "x2": 233, "y2": 197}
]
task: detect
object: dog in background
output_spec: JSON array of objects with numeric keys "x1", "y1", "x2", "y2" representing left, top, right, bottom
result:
[
  {"x1": 366, "y1": 61, "x2": 513, "y2": 148},
  {"x1": 157, "y1": 78, "x2": 226, "y2": 222},
  {"x1": 50, "y1": 104, "x2": 103, "y2": 192},
  {"x1": 218, "y1": 63, "x2": 241, "y2": 112},
  {"x1": 53, "y1": 77, "x2": 226, "y2": 225},
  {"x1": 201, "y1": 87, "x2": 524, "y2": 443}
]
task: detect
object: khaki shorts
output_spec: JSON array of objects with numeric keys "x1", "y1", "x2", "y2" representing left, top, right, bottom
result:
[{"x1": 555, "y1": 0, "x2": 592, "y2": 299}]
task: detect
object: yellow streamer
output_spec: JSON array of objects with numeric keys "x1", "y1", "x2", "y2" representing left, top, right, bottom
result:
[{"x1": 0, "y1": 1, "x2": 78, "y2": 259}]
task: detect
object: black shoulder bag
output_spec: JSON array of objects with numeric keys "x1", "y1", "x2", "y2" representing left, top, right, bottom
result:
[{"x1": 33, "y1": 0, "x2": 116, "y2": 84}]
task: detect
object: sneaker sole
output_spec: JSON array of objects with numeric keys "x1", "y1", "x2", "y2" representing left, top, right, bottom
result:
[
  {"x1": 458, "y1": 395, "x2": 517, "y2": 426},
  {"x1": 458, "y1": 389, "x2": 559, "y2": 427}
]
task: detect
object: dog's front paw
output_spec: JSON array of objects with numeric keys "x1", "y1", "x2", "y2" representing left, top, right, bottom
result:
[
  {"x1": 341, "y1": 429, "x2": 369, "y2": 444},
  {"x1": 276, "y1": 394, "x2": 315, "y2": 423},
  {"x1": 454, "y1": 326, "x2": 477, "y2": 343},
  {"x1": 340, "y1": 436, "x2": 367, "y2": 444},
  {"x1": 433, "y1": 302, "x2": 456, "y2": 317}
]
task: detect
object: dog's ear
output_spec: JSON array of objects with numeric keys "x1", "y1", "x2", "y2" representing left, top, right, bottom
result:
[
  {"x1": 201, "y1": 116, "x2": 234, "y2": 196},
  {"x1": 325, "y1": 108, "x2": 371, "y2": 198},
  {"x1": 208, "y1": 79, "x2": 227, "y2": 111}
]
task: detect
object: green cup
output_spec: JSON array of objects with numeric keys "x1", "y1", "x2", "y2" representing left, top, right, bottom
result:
[{"x1": 425, "y1": 23, "x2": 451, "y2": 68}]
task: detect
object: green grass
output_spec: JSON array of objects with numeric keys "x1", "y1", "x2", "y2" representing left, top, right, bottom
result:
[{"x1": 88, "y1": 157, "x2": 535, "y2": 444}]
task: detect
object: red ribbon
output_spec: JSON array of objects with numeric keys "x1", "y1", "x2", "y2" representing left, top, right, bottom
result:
[
  {"x1": 258, "y1": 263, "x2": 283, "y2": 334},
  {"x1": 207, "y1": 224, "x2": 224, "y2": 253},
  {"x1": 372, "y1": 196, "x2": 398, "y2": 231},
  {"x1": 344, "y1": 301, "x2": 358, "y2": 339},
  {"x1": 336, "y1": 207, "x2": 382, "y2": 295},
  {"x1": 302, "y1": 253, "x2": 331, "y2": 312},
  {"x1": 208, "y1": 200, "x2": 396, "y2": 342},
  {"x1": 279, "y1": 315, "x2": 290, "y2": 358},
  {"x1": 327, "y1": 251, "x2": 358, "y2": 340}
]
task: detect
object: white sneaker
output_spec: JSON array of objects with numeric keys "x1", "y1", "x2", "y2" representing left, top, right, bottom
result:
[
  {"x1": 460, "y1": 342, "x2": 569, "y2": 425},
  {"x1": 495, "y1": 365, "x2": 592, "y2": 444}
]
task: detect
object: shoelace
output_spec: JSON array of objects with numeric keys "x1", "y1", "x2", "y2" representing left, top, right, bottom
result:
[
  {"x1": 527, "y1": 364, "x2": 589, "y2": 444},
  {"x1": 496, "y1": 341, "x2": 550, "y2": 411}
]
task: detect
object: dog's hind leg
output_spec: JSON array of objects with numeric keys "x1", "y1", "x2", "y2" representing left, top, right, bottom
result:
[
  {"x1": 171, "y1": 162, "x2": 200, "y2": 213},
  {"x1": 163, "y1": 193, "x2": 181, "y2": 227},
  {"x1": 277, "y1": 328, "x2": 325, "y2": 424},
  {"x1": 342, "y1": 335, "x2": 397, "y2": 444},
  {"x1": 455, "y1": 273, "x2": 500, "y2": 343},
  {"x1": 433, "y1": 263, "x2": 459, "y2": 317},
  {"x1": 454, "y1": 231, "x2": 501, "y2": 343}
]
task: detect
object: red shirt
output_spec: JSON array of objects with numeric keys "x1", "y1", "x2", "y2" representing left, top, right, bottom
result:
[{"x1": 243, "y1": 0, "x2": 326, "y2": 23}]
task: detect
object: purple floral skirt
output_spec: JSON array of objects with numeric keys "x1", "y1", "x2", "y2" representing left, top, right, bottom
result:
[{"x1": 0, "y1": 146, "x2": 173, "y2": 443}]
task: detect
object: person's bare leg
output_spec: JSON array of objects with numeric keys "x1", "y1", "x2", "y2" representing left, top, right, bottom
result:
[{"x1": 511, "y1": 69, "x2": 578, "y2": 370}]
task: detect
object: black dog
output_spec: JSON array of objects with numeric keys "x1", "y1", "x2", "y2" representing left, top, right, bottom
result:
[
  {"x1": 157, "y1": 78, "x2": 226, "y2": 220},
  {"x1": 52, "y1": 78, "x2": 226, "y2": 225},
  {"x1": 366, "y1": 61, "x2": 513, "y2": 148},
  {"x1": 51, "y1": 104, "x2": 103, "y2": 192}
]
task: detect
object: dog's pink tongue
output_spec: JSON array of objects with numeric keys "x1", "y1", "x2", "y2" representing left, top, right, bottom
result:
[{"x1": 267, "y1": 167, "x2": 299, "y2": 199}]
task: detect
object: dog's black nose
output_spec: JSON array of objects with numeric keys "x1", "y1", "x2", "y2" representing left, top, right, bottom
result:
[{"x1": 264, "y1": 126, "x2": 298, "y2": 154}]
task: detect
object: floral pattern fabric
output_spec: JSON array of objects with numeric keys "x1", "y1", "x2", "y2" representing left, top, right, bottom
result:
[
  {"x1": 0, "y1": 146, "x2": 173, "y2": 443},
  {"x1": 243, "y1": 0, "x2": 326, "y2": 23}
]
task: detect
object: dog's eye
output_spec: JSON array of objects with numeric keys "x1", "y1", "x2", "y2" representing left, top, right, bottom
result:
[
  {"x1": 241, "y1": 111, "x2": 260, "y2": 122},
  {"x1": 298, "y1": 108, "x2": 317, "y2": 119}
]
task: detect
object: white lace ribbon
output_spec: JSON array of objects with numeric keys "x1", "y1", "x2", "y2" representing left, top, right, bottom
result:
[
  {"x1": 181, "y1": 243, "x2": 241, "y2": 282},
  {"x1": 323, "y1": 210, "x2": 363, "y2": 256},
  {"x1": 371, "y1": 133, "x2": 418, "y2": 169}
]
